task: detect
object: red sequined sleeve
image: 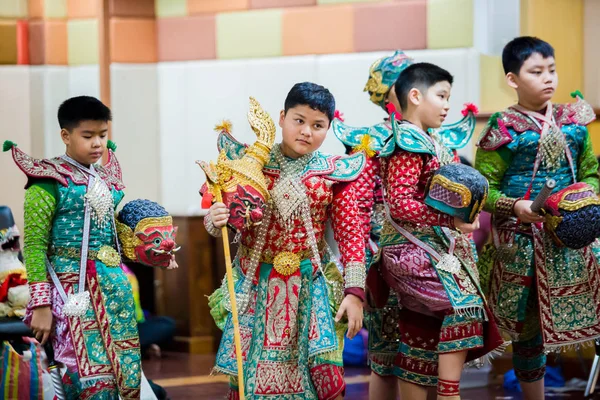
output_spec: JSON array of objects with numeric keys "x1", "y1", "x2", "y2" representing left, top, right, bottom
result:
[
  {"x1": 331, "y1": 180, "x2": 366, "y2": 292},
  {"x1": 354, "y1": 157, "x2": 379, "y2": 244},
  {"x1": 385, "y1": 150, "x2": 454, "y2": 227}
]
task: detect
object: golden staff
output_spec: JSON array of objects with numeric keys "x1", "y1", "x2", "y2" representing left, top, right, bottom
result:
[
  {"x1": 195, "y1": 160, "x2": 246, "y2": 400},
  {"x1": 215, "y1": 191, "x2": 246, "y2": 400},
  {"x1": 197, "y1": 98, "x2": 276, "y2": 400}
]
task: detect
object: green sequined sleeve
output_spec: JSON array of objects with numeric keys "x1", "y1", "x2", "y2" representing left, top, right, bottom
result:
[
  {"x1": 23, "y1": 180, "x2": 58, "y2": 283},
  {"x1": 577, "y1": 128, "x2": 600, "y2": 193},
  {"x1": 474, "y1": 147, "x2": 516, "y2": 215}
]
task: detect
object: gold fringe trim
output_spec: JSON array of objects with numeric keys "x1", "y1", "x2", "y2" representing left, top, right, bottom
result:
[
  {"x1": 454, "y1": 305, "x2": 488, "y2": 321},
  {"x1": 465, "y1": 340, "x2": 511, "y2": 369},
  {"x1": 543, "y1": 338, "x2": 597, "y2": 354}
]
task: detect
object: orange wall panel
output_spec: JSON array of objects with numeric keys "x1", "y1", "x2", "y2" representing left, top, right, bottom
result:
[
  {"x1": 45, "y1": 20, "x2": 68, "y2": 64},
  {"x1": 110, "y1": 0, "x2": 155, "y2": 17},
  {"x1": 250, "y1": 0, "x2": 315, "y2": 8},
  {"x1": 188, "y1": 0, "x2": 248, "y2": 14},
  {"x1": 16, "y1": 20, "x2": 29, "y2": 64},
  {"x1": 354, "y1": 1, "x2": 426, "y2": 52},
  {"x1": 28, "y1": 0, "x2": 43, "y2": 18},
  {"x1": 28, "y1": 20, "x2": 45, "y2": 64},
  {"x1": 28, "y1": 20, "x2": 67, "y2": 65},
  {"x1": 110, "y1": 18, "x2": 157, "y2": 63},
  {"x1": 157, "y1": 15, "x2": 216, "y2": 61},
  {"x1": 67, "y1": 0, "x2": 97, "y2": 18},
  {"x1": 283, "y1": 5, "x2": 353, "y2": 55}
]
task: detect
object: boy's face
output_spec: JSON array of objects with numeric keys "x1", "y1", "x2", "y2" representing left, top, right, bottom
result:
[
  {"x1": 416, "y1": 81, "x2": 451, "y2": 130},
  {"x1": 508, "y1": 53, "x2": 557, "y2": 106},
  {"x1": 61, "y1": 120, "x2": 108, "y2": 166},
  {"x1": 279, "y1": 105, "x2": 329, "y2": 159}
]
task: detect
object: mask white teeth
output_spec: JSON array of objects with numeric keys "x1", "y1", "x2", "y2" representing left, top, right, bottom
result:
[{"x1": 151, "y1": 249, "x2": 166, "y2": 254}]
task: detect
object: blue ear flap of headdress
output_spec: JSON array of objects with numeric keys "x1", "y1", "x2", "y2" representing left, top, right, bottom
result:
[
  {"x1": 332, "y1": 118, "x2": 395, "y2": 156},
  {"x1": 429, "y1": 104, "x2": 478, "y2": 150},
  {"x1": 217, "y1": 129, "x2": 247, "y2": 161}
]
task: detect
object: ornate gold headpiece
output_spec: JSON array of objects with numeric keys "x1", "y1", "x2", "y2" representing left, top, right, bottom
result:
[{"x1": 199, "y1": 97, "x2": 276, "y2": 201}]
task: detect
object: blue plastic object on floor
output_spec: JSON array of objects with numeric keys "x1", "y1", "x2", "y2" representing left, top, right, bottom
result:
[
  {"x1": 503, "y1": 369, "x2": 521, "y2": 392},
  {"x1": 342, "y1": 328, "x2": 368, "y2": 366},
  {"x1": 545, "y1": 365, "x2": 566, "y2": 387},
  {"x1": 503, "y1": 365, "x2": 565, "y2": 392}
]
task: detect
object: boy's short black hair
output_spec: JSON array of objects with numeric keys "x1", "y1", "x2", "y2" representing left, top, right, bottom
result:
[
  {"x1": 502, "y1": 36, "x2": 555, "y2": 75},
  {"x1": 284, "y1": 82, "x2": 335, "y2": 123},
  {"x1": 394, "y1": 63, "x2": 454, "y2": 111},
  {"x1": 58, "y1": 96, "x2": 112, "y2": 131}
]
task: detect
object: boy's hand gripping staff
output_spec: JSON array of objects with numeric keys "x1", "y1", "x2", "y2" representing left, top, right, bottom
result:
[
  {"x1": 530, "y1": 178, "x2": 556, "y2": 214},
  {"x1": 197, "y1": 97, "x2": 276, "y2": 400}
]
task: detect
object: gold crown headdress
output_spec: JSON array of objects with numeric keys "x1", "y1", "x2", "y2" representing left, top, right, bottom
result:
[{"x1": 199, "y1": 97, "x2": 276, "y2": 202}]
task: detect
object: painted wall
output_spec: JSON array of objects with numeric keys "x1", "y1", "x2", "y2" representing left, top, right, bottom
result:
[
  {"x1": 0, "y1": 0, "x2": 595, "y2": 231},
  {"x1": 521, "y1": 0, "x2": 584, "y2": 104}
]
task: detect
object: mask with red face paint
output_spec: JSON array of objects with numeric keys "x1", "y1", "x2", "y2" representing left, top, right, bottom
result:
[
  {"x1": 222, "y1": 184, "x2": 267, "y2": 231},
  {"x1": 116, "y1": 199, "x2": 180, "y2": 268},
  {"x1": 198, "y1": 97, "x2": 276, "y2": 232}
]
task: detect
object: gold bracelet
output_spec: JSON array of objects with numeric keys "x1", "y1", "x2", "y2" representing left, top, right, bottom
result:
[
  {"x1": 203, "y1": 214, "x2": 222, "y2": 237},
  {"x1": 496, "y1": 196, "x2": 518, "y2": 218}
]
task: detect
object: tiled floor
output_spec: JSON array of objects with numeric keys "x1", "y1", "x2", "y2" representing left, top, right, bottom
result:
[{"x1": 143, "y1": 352, "x2": 595, "y2": 399}]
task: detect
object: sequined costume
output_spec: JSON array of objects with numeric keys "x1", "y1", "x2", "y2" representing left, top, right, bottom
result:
[
  {"x1": 334, "y1": 49, "x2": 483, "y2": 380},
  {"x1": 4, "y1": 141, "x2": 141, "y2": 399},
  {"x1": 373, "y1": 119, "x2": 504, "y2": 387},
  {"x1": 336, "y1": 50, "x2": 413, "y2": 376},
  {"x1": 475, "y1": 93, "x2": 600, "y2": 382},
  {"x1": 205, "y1": 130, "x2": 367, "y2": 399}
]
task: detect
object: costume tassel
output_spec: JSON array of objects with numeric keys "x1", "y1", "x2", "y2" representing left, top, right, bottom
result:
[
  {"x1": 3, "y1": 140, "x2": 16, "y2": 152},
  {"x1": 107, "y1": 140, "x2": 117, "y2": 151},
  {"x1": 570, "y1": 90, "x2": 584, "y2": 99}
]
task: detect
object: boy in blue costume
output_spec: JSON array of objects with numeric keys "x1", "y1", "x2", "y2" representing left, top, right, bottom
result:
[
  {"x1": 475, "y1": 36, "x2": 600, "y2": 400},
  {"x1": 5, "y1": 96, "x2": 141, "y2": 399}
]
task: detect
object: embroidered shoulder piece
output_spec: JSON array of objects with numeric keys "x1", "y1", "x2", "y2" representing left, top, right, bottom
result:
[
  {"x1": 3, "y1": 141, "x2": 124, "y2": 190},
  {"x1": 429, "y1": 109, "x2": 476, "y2": 150},
  {"x1": 215, "y1": 117, "x2": 368, "y2": 182},
  {"x1": 391, "y1": 119, "x2": 436, "y2": 156},
  {"x1": 264, "y1": 151, "x2": 365, "y2": 182},
  {"x1": 332, "y1": 119, "x2": 394, "y2": 158},
  {"x1": 476, "y1": 109, "x2": 526, "y2": 150},
  {"x1": 554, "y1": 94, "x2": 596, "y2": 127},
  {"x1": 478, "y1": 95, "x2": 596, "y2": 151},
  {"x1": 327, "y1": 152, "x2": 366, "y2": 181},
  {"x1": 217, "y1": 130, "x2": 247, "y2": 160},
  {"x1": 96, "y1": 148, "x2": 125, "y2": 190}
]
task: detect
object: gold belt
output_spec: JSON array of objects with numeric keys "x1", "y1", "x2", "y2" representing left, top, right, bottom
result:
[
  {"x1": 238, "y1": 245, "x2": 324, "y2": 276},
  {"x1": 238, "y1": 245, "x2": 324, "y2": 265},
  {"x1": 273, "y1": 252, "x2": 301, "y2": 276},
  {"x1": 50, "y1": 245, "x2": 121, "y2": 268}
]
